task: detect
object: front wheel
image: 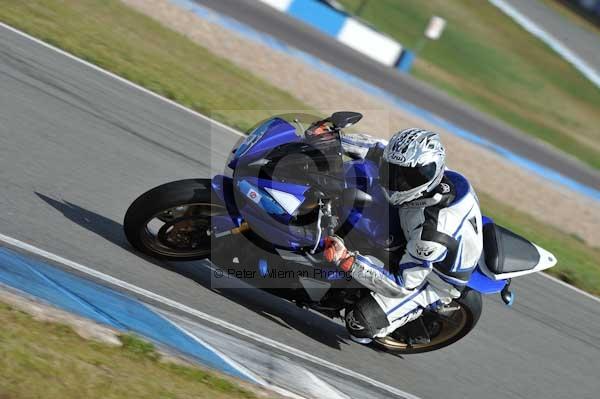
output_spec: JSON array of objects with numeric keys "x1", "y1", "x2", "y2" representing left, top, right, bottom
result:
[
  {"x1": 373, "y1": 288, "x2": 483, "y2": 354},
  {"x1": 124, "y1": 179, "x2": 226, "y2": 261}
]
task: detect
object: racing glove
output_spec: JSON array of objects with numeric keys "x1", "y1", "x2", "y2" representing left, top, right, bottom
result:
[{"x1": 324, "y1": 236, "x2": 355, "y2": 272}]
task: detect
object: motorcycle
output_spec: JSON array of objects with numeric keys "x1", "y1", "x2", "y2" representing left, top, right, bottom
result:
[{"x1": 123, "y1": 112, "x2": 557, "y2": 354}]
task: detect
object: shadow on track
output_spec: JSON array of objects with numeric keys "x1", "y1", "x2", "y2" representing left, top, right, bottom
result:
[{"x1": 35, "y1": 192, "x2": 356, "y2": 351}]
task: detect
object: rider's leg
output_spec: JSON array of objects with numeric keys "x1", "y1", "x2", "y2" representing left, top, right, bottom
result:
[
  {"x1": 345, "y1": 294, "x2": 389, "y2": 343},
  {"x1": 372, "y1": 283, "x2": 442, "y2": 337},
  {"x1": 345, "y1": 283, "x2": 443, "y2": 343}
]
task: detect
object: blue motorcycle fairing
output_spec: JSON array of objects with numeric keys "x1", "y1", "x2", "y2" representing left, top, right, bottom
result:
[
  {"x1": 341, "y1": 159, "x2": 403, "y2": 248},
  {"x1": 482, "y1": 215, "x2": 494, "y2": 226},
  {"x1": 239, "y1": 202, "x2": 319, "y2": 248},
  {"x1": 210, "y1": 175, "x2": 244, "y2": 236},
  {"x1": 211, "y1": 175, "x2": 237, "y2": 212},
  {"x1": 466, "y1": 215, "x2": 507, "y2": 294},
  {"x1": 343, "y1": 158, "x2": 378, "y2": 191},
  {"x1": 237, "y1": 179, "x2": 287, "y2": 217},
  {"x1": 228, "y1": 117, "x2": 301, "y2": 169},
  {"x1": 231, "y1": 175, "x2": 315, "y2": 249},
  {"x1": 245, "y1": 176, "x2": 309, "y2": 198},
  {"x1": 467, "y1": 267, "x2": 507, "y2": 294},
  {"x1": 237, "y1": 177, "x2": 309, "y2": 221}
]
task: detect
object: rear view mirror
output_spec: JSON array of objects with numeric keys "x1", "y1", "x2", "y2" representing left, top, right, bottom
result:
[{"x1": 330, "y1": 111, "x2": 363, "y2": 128}]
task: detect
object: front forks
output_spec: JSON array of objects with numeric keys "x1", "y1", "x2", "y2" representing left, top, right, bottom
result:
[{"x1": 310, "y1": 198, "x2": 339, "y2": 253}]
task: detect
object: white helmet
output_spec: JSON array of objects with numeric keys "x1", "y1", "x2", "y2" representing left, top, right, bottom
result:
[{"x1": 380, "y1": 128, "x2": 446, "y2": 206}]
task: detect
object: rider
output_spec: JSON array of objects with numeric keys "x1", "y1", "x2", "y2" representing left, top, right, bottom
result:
[{"x1": 324, "y1": 128, "x2": 483, "y2": 344}]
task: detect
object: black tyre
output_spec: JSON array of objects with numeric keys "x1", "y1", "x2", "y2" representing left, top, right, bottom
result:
[
  {"x1": 124, "y1": 179, "x2": 226, "y2": 261},
  {"x1": 373, "y1": 288, "x2": 483, "y2": 354}
]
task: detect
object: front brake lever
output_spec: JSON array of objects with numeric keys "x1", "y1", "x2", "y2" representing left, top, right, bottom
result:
[
  {"x1": 310, "y1": 199, "x2": 324, "y2": 254},
  {"x1": 310, "y1": 199, "x2": 340, "y2": 254}
]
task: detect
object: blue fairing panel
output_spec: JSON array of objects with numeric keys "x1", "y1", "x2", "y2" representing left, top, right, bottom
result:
[
  {"x1": 229, "y1": 118, "x2": 300, "y2": 169},
  {"x1": 211, "y1": 175, "x2": 237, "y2": 211},
  {"x1": 250, "y1": 177, "x2": 309, "y2": 198},
  {"x1": 342, "y1": 159, "x2": 403, "y2": 247},
  {"x1": 467, "y1": 267, "x2": 507, "y2": 294}
]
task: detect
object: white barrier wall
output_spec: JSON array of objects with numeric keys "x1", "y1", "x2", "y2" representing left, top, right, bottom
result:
[
  {"x1": 338, "y1": 19, "x2": 402, "y2": 66},
  {"x1": 260, "y1": 0, "x2": 293, "y2": 12},
  {"x1": 258, "y1": 0, "x2": 404, "y2": 67}
]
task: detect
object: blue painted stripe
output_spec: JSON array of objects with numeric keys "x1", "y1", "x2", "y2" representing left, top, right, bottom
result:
[
  {"x1": 287, "y1": 0, "x2": 347, "y2": 37},
  {"x1": 451, "y1": 242, "x2": 464, "y2": 272},
  {"x1": 397, "y1": 262, "x2": 422, "y2": 273},
  {"x1": 396, "y1": 49, "x2": 415, "y2": 72},
  {"x1": 390, "y1": 301, "x2": 421, "y2": 323},
  {"x1": 386, "y1": 283, "x2": 429, "y2": 315},
  {"x1": 452, "y1": 204, "x2": 475, "y2": 237},
  {"x1": 166, "y1": 0, "x2": 600, "y2": 203},
  {"x1": 0, "y1": 247, "x2": 248, "y2": 380},
  {"x1": 432, "y1": 268, "x2": 468, "y2": 285}
]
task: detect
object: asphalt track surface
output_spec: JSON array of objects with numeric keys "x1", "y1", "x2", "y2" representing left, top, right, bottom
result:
[
  {"x1": 193, "y1": 0, "x2": 600, "y2": 191},
  {"x1": 504, "y1": 0, "x2": 600, "y2": 73},
  {"x1": 1, "y1": 24, "x2": 600, "y2": 399}
]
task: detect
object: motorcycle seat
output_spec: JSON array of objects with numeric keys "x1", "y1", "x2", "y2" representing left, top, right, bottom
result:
[{"x1": 483, "y1": 223, "x2": 540, "y2": 275}]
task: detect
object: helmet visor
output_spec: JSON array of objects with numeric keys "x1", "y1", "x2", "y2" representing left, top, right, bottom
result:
[{"x1": 379, "y1": 162, "x2": 436, "y2": 192}]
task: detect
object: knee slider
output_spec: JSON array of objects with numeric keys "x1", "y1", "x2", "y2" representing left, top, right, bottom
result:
[{"x1": 346, "y1": 295, "x2": 390, "y2": 338}]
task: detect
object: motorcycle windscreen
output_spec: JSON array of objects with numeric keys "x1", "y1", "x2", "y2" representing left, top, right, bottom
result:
[
  {"x1": 231, "y1": 116, "x2": 345, "y2": 248},
  {"x1": 301, "y1": 129, "x2": 346, "y2": 196},
  {"x1": 256, "y1": 125, "x2": 346, "y2": 198}
]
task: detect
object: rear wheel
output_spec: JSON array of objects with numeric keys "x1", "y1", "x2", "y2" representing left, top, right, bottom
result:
[
  {"x1": 373, "y1": 289, "x2": 482, "y2": 354},
  {"x1": 124, "y1": 179, "x2": 226, "y2": 261}
]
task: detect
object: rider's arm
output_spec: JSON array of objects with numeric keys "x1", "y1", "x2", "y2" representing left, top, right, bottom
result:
[
  {"x1": 349, "y1": 234, "x2": 447, "y2": 297},
  {"x1": 342, "y1": 133, "x2": 388, "y2": 160},
  {"x1": 324, "y1": 236, "x2": 412, "y2": 297},
  {"x1": 349, "y1": 253, "x2": 413, "y2": 297}
]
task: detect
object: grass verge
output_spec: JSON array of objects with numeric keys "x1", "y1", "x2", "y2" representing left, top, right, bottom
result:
[
  {"x1": 480, "y1": 193, "x2": 600, "y2": 296},
  {"x1": 338, "y1": 0, "x2": 600, "y2": 170},
  {"x1": 0, "y1": 0, "x2": 597, "y2": 295},
  {"x1": 0, "y1": 301, "x2": 257, "y2": 398}
]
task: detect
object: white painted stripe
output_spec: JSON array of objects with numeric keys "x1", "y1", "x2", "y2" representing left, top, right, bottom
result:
[
  {"x1": 488, "y1": 0, "x2": 600, "y2": 89},
  {"x1": 167, "y1": 319, "x2": 308, "y2": 399},
  {"x1": 0, "y1": 22, "x2": 245, "y2": 138},
  {"x1": 0, "y1": 232, "x2": 421, "y2": 399},
  {"x1": 337, "y1": 19, "x2": 402, "y2": 66},
  {"x1": 164, "y1": 305, "x2": 349, "y2": 399},
  {"x1": 161, "y1": 308, "x2": 350, "y2": 399},
  {"x1": 538, "y1": 271, "x2": 600, "y2": 304},
  {"x1": 157, "y1": 311, "x2": 264, "y2": 385},
  {"x1": 257, "y1": 0, "x2": 293, "y2": 12}
]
